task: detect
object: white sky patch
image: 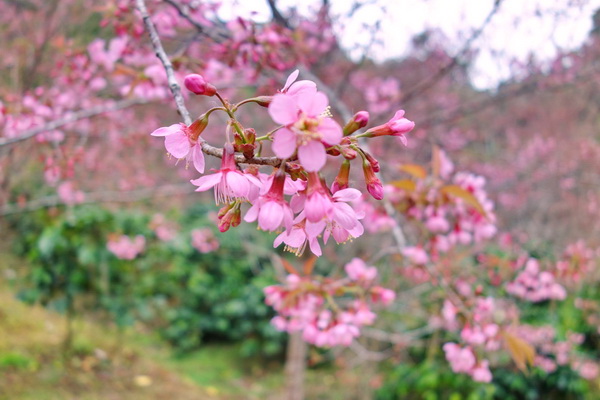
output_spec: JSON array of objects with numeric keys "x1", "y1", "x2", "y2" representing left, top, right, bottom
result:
[{"x1": 217, "y1": 0, "x2": 600, "y2": 89}]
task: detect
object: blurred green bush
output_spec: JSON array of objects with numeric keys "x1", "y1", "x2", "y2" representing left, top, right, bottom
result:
[{"x1": 6, "y1": 204, "x2": 285, "y2": 357}]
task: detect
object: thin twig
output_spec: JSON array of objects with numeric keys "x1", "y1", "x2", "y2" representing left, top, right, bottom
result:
[
  {"x1": 0, "y1": 183, "x2": 195, "y2": 216},
  {"x1": 400, "y1": 0, "x2": 503, "y2": 104},
  {"x1": 137, "y1": 0, "x2": 282, "y2": 167},
  {"x1": 0, "y1": 98, "x2": 147, "y2": 147},
  {"x1": 162, "y1": 0, "x2": 228, "y2": 42},
  {"x1": 137, "y1": 0, "x2": 192, "y2": 125}
]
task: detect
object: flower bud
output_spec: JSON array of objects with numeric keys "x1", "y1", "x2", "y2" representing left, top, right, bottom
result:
[
  {"x1": 331, "y1": 160, "x2": 350, "y2": 193},
  {"x1": 218, "y1": 203, "x2": 241, "y2": 232},
  {"x1": 362, "y1": 161, "x2": 384, "y2": 200},
  {"x1": 343, "y1": 111, "x2": 370, "y2": 136},
  {"x1": 340, "y1": 147, "x2": 358, "y2": 160},
  {"x1": 188, "y1": 114, "x2": 209, "y2": 141},
  {"x1": 253, "y1": 96, "x2": 273, "y2": 107},
  {"x1": 184, "y1": 74, "x2": 217, "y2": 96},
  {"x1": 364, "y1": 110, "x2": 414, "y2": 145},
  {"x1": 364, "y1": 152, "x2": 380, "y2": 172}
]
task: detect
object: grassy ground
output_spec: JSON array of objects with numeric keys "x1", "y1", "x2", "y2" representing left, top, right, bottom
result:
[{"x1": 0, "y1": 280, "x2": 372, "y2": 400}]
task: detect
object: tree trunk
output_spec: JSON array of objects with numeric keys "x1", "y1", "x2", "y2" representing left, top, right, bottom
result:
[{"x1": 285, "y1": 332, "x2": 307, "y2": 400}]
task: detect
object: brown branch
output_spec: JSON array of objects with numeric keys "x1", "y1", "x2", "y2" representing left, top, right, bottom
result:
[
  {"x1": 266, "y1": 0, "x2": 291, "y2": 29},
  {"x1": 136, "y1": 0, "x2": 192, "y2": 125},
  {"x1": 400, "y1": 0, "x2": 503, "y2": 104},
  {"x1": 0, "y1": 98, "x2": 148, "y2": 147},
  {"x1": 137, "y1": 0, "x2": 282, "y2": 167},
  {"x1": 162, "y1": 0, "x2": 228, "y2": 42}
]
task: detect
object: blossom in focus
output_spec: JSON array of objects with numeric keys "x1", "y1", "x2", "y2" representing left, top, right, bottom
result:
[
  {"x1": 151, "y1": 120, "x2": 206, "y2": 173},
  {"x1": 244, "y1": 172, "x2": 294, "y2": 232},
  {"x1": 191, "y1": 144, "x2": 261, "y2": 204},
  {"x1": 364, "y1": 109, "x2": 415, "y2": 146},
  {"x1": 184, "y1": 73, "x2": 217, "y2": 96},
  {"x1": 268, "y1": 71, "x2": 342, "y2": 171}
]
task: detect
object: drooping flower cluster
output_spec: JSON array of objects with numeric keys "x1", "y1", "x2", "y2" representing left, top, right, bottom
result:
[
  {"x1": 150, "y1": 70, "x2": 414, "y2": 257},
  {"x1": 264, "y1": 258, "x2": 395, "y2": 347},
  {"x1": 386, "y1": 149, "x2": 497, "y2": 259}
]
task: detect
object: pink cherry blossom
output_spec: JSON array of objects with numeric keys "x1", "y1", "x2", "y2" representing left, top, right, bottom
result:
[
  {"x1": 268, "y1": 72, "x2": 342, "y2": 171},
  {"x1": 244, "y1": 172, "x2": 294, "y2": 232},
  {"x1": 191, "y1": 144, "x2": 261, "y2": 204},
  {"x1": 151, "y1": 122, "x2": 206, "y2": 173},
  {"x1": 365, "y1": 109, "x2": 415, "y2": 146}
]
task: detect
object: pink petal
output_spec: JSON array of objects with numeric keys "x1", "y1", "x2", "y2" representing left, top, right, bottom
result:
[
  {"x1": 298, "y1": 141, "x2": 326, "y2": 172},
  {"x1": 272, "y1": 128, "x2": 297, "y2": 159},
  {"x1": 332, "y1": 188, "x2": 362, "y2": 202},
  {"x1": 282, "y1": 69, "x2": 300, "y2": 91},
  {"x1": 244, "y1": 202, "x2": 260, "y2": 223},
  {"x1": 305, "y1": 220, "x2": 326, "y2": 238},
  {"x1": 268, "y1": 94, "x2": 299, "y2": 125},
  {"x1": 191, "y1": 172, "x2": 222, "y2": 192},
  {"x1": 259, "y1": 201, "x2": 284, "y2": 231},
  {"x1": 333, "y1": 203, "x2": 358, "y2": 230},
  {"x1": 308, "y1": 237, "x2": 322, "y2": 257},
  {"x1": 297, "y1": 91, "x2": 328, "y2": 117},
  {"x1": 165, "y1": 132, "x2": 190, "y2": 158},
  {"x1": 398, "y1": 134, "x2": 408, "y2": 146},
  {"x1": 287, "y1": 80, "x2": 317, "y2": 98},
  {"x1": 318, "y1": 118, "x2": 342, "y2": 145},
  {"x1": 391, "y1": 110, "x2": 405, "y2": 121},
  {"x1": 226, "y1": 172, "x2": 250, "y2": 198},
  {"x1": 151, "y1": 123, "x2": 180, "y2": 136},
  {"x1": 285, "y1": 229, "x2": 307, "y2": 248},
  {"x1": 191, "y1": 145, "x2": 205, "y2": 173}
]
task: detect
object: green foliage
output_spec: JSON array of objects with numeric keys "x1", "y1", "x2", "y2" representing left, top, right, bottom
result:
[
  {"x1": 375, "y1": 361, "x2": 495, "y2": 400},
  {"x1": 492, "y1": 367, "x2": 589, "y2": 400},
  {"x1": 7, "y1": 203, "x2": 285, "y2": 357}
]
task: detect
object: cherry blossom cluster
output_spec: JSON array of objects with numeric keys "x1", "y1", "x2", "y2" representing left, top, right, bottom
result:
[
  {"x1": 150, "y1": 70, "x2": 414, "y2": 257},
  {"x1": 555, "y1": 240, "x2": 597, "y2": 285},
  {"x1": 388, "y1": 150, "x2": 496, "y2": 258},
  {"x1": 511, "y1": 325, "x2": 599, "y2": 380},
  {"x1": 107, "y1": 234, "x2": 146, "y2": 260},
  {"x1": 506, "y1": 258, "x2": 567, "y2": 302},
  {"x1": 264, "y1": 258, "x2": 395, "y2": 347},
  {"x1": 443, "y1": 342, "x2": 493, "y2": 383},
  {"x1": 440, "y1": 297, "x2": 508, "y2": 383}
]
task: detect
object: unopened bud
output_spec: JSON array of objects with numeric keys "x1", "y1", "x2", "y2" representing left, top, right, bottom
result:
[
  {"x1": 188, "y1": 114, "x2": 209, "y2": 141},
  {"x1": 253, "y1": 96, "x2": 273, "y2": 107},
  {"x1": 184, "y1": 74, "x2": 217, "y2": 96},
  {"x1": 343, "y1": 111, "x2": 370, "y2": 136},
  {"x1": 218, "y1": 203, "x2": 241, "y2": 232},
  {"x1": 340, "y1": 147, "x2": 358, "y2": 160},
  {"x1": 362, "y1": 161, "x2": 384, "y2": 200},
  {"x1": 331, "y1": 160, "x2": 350, "y2": 193},
  {"x1": 244, "y1": 128, "x2": 256, "y2": 144},
  {"x1": 364, "y1": 152, "x2": 380, "y2": 172}
]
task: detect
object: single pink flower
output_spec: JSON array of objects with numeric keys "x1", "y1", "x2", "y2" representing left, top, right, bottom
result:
[
  {"x1": 151, "y1": 121, "x2": 206, "y2": 173},
  {"x1": 191, "y1": 144, "x2": 261, "y2": 204},
  {"x1": 269, "y1": 72, "x2": 342, "y2": 171},
  {"x1": 245, "y1": 172, "x2": 294, "y2": 232},
  {"x1": 365, "y1": 109, "x2": 415, "y2": 146}
]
